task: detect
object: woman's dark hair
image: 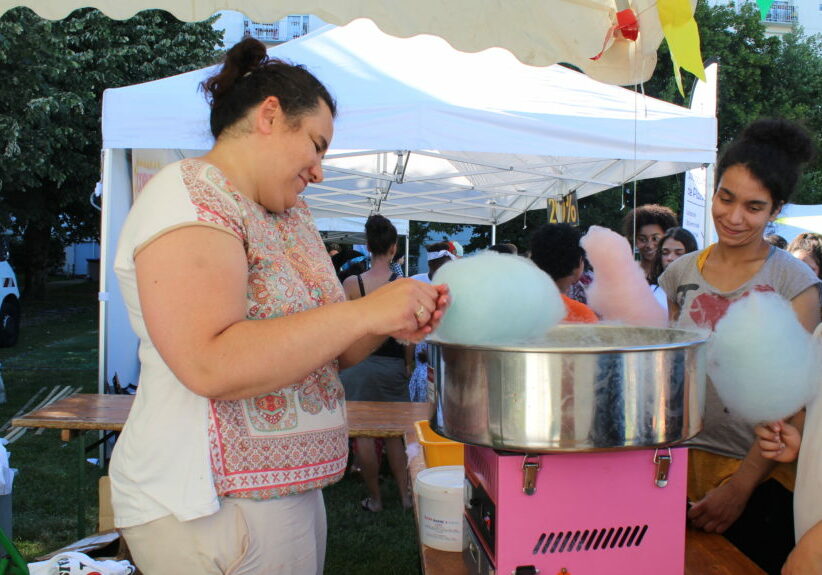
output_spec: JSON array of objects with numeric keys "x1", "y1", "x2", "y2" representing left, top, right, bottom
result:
[
  {"x1": 365, "y1": 214, "x2": 397, "y2": 256},
  {"x1": 529, "y1": 223, "x2": 585, "y2": 281},
  {"x1": 202, "y1": 37, "x2": 337, "y2": 139},
  {"x1": 649, "y1": 227, "x2": 698, "y2": 284},
  {"x1": 716, "y1": 118, "x2": 815, "y2": 209},
  {"x1": 621, "y1": 204, "x2": 678, "y2": 241},
  {"x1": 787, "y1": 232, "x2": 822, "y2": 279}
]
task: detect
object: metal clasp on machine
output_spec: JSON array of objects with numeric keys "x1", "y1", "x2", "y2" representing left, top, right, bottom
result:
[
  {"x1": 521, "y1": 454, "x2": 541, "y2": 495},
  {"x1": 653, "y1": 448, "x2": 673, "y2": 488}
]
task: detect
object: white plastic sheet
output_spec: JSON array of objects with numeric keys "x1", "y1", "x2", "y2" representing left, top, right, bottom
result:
[{"x1": 28, "y1": 552, "x2": 135, "y2": 575}]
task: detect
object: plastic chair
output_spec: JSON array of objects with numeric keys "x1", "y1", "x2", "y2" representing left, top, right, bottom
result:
[{"x1": 0, "y1": 528, "x2": 28, "y2": 575}]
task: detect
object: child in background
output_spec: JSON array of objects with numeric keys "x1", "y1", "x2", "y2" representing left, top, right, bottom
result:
[{"x1": 529, "y1": 223, "x2": 597, "y2": 323}]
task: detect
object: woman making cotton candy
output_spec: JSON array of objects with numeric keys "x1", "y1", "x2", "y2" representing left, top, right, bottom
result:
[
  {"x1": 659, "y1": 118, "x2": 820, "y2": 573},
  {"x1": 110, "y1": 38, "x2": 447, "y2": 574}
]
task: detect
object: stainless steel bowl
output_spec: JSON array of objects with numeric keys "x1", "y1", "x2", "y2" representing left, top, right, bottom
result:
[{"x1": 429, "y1": 324, "x2": 708, "y2": 452}]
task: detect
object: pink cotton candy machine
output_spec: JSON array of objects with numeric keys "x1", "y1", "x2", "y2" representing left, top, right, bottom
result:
[{"x1": 427, "y1": 325, "x2": 708, "y2": 575}]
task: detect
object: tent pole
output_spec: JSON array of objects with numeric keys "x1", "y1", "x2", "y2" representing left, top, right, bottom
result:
[
  {"x1": 404, "y1": 234, "x2": 409, "y2": 276},
  {"x1": 491, "y1": 224, "x2": 497, "y2": 245},
  {"x1": 704, "y1": 164, "x2": 716, "y2": 246}
]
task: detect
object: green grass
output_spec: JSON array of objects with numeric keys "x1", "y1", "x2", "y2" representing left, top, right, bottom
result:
[{"x1": 0, "y1": 280, "x2": 421, "y2": 572}]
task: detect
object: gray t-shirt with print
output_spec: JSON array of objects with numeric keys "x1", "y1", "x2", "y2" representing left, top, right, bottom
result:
[{"x1": 659, "y1": 246, "x2": 821, "y2": 458}]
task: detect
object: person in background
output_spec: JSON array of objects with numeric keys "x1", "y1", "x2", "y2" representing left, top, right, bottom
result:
[
  {"x1": 567, "y1": 257, "x2": 594, "y2": 305},
  {"x1": 390, "y1": 248, "x2": 405, "y2": 277},
  {"x1": 340, "y1": 215, "x2": 414, "y2": 513},
  {"x1": 659, "y1": 118, "x2": 819, "y2": 574},
  {"x1": 765, "y1": 233, "x2": 788, "y2": 250},
  {"x1": 488, "y1": 243, "x2": 518, "y2": 255},
  {"x1": 326, "y1": 242, "x2": 340, "y2": 258},
  {"x1": 110, "y1": 38, "x2": 447, "y2": 574},
  {"x1": 335, "y1": 249, "x2": 368, "y2": 282},
  {"x1": 408, "y1": 242, "x2": 457, "y2": 401},
  {"x1": 529, "y1": 223, "x2": 597, "y2": 323},
  {"x1": 788, "y1": 232, "x2": 822, "y2": 280},
  {"x1": 621, "y1": 204, "x2": 678, "y2": 283},
  {"x1": 648, "y1": 227, "x2": 698, "y2": 312},
  {"x1": 448, "y1": 240, "x2": 464, "y2": 258}
]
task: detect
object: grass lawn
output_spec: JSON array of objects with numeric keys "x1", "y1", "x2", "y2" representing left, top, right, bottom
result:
[{"x1": 0, "y1": 279, "x2": 421, "y2": 573}]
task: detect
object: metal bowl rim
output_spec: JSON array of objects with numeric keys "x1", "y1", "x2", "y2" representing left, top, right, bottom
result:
[{"x1": 428, "y1": 325, "x2": 710, "y2": 354}]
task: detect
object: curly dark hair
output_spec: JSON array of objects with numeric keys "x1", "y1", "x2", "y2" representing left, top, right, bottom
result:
[
  {"x1": 716, "y1": 118, "x2": 815, "y2": 210},
  {"x1": 365, "y1": 214, "x2": 398, "y2": 256},
  {"x1": 529, "y1": 223, "x2": 585, "y2": 281},
  {"x1": 621, "y1": 204, "x2": 678, "y2": 242},
  {"x1": 201, "y1": 37, "x2": 336, "y2": 139}
]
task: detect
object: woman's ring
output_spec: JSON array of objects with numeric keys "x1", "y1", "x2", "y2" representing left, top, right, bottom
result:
[{"x1": 415, "y1": 305, "x2": 426, "y2": 320}]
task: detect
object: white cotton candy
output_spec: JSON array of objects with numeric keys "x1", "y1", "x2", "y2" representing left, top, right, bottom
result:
[
  {"x1": 580, "y1": 226, "x2": 667, "y2": 328},
  {"x1": 708, "y1": 292, "x2": 819, "y2": 424},
  {"x1": 431, "y1": 252, "x2": 565, "y2": 345}
]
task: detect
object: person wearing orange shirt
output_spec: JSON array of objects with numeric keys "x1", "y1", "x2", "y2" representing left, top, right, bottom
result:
[{"x1": 529, "y1": 223, "x2": 597, "y2": 323}]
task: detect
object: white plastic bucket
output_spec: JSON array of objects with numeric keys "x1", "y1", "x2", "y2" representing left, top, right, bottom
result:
[{"x1": 414, "y1": 465, "x2": 464, "y2": 552}]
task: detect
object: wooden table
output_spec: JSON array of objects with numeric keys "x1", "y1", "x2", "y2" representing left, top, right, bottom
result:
[
  {"x1": 14, "y1": 394, "x2": 765, "y2": 573},
  {"x1": 12, "y1": 394, "x2": 431, "y2": 438}
]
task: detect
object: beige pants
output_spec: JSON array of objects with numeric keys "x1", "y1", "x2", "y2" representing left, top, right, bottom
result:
[{"x1": 121, "y1": 490, "x2": 326, "y2": 575}]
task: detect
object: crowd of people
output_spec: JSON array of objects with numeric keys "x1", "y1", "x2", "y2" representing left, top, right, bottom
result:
[{"x1": 108, "y1": 33, "x2": 822, "y2": 575}]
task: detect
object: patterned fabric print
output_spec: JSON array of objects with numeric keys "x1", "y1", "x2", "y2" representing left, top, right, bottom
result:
[
  {"x1": 208, "y1": 405, "x2": 348, "y2": 499},
  {"x1": 181, "y1": 159, "x2": 348, "y2": 499}
]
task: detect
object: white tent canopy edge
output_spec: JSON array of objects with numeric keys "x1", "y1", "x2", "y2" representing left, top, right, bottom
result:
[{"x1": 4, "y1": 0, "x2": 686, "y2": 86}]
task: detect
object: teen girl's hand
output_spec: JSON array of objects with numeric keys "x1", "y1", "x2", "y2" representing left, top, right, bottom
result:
[{"x1": 756, "y1": 420, "x2": 801, "y2": 463}]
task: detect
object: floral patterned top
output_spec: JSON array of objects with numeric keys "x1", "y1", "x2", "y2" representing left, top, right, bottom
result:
[{"x1": 111, "y1": 158, "x2": 347, "y2": 528}]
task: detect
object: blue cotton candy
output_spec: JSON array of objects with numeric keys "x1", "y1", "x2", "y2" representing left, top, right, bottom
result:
[
  {"x1": 431, "y1": 252, "x2": 565, "y2": 345},
  {"x1": 708, "y1": 292, "x2": 819, "y2": 424}
]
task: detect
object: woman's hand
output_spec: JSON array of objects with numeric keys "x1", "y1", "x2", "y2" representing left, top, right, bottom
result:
[
  {"x1": 357, "y1": 279, "x2": 449, "y2": 344},
  {"x1": 687, "y1": 479, "x2": 753, "y2": 533},
  {"x1": 783, "y1": 522, "x2": 822, "y2": 575},
  {"x1": 756, "y1": 420, "x2": 802, "y2": 463}
]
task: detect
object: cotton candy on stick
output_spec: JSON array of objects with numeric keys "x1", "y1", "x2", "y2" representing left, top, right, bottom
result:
[
  {"x1": 431, "y1": 252, "x2": 565, "y2": 345},
  {"x1": 708, "y1": 292, "x2": 819, "y2": 424},
  {"x1": 580, "y1": 226, "x2": 667, "y2": 327}
]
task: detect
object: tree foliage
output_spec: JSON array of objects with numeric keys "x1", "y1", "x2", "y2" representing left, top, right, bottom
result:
[{"x1": 0, "y1": 8, "x2": 222, "y2": 298}]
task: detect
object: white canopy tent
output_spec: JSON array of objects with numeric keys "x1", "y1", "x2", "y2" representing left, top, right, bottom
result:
[
  {"x1": 5, "y1": 0, "x2": 688, "y2": 86},
  {"x1": 98, "y1": 19, "x2": 716, "y2": 391}
]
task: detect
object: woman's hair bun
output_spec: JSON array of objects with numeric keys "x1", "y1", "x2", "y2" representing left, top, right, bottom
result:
[
  {"x1": 365, "y1": 214, "x2": 397, "y2": 256},
  {"x1": 740, "y1": 118, "x2": 815, "y2": 165},
  {"x1": 202, "y1": 37, "x2": 268, "y2": 105}
]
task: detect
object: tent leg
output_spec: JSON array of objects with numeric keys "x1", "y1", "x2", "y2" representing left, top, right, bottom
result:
[
  {"x1": 404, "y1": 234, "x2": 409, "y2": 276},
  {"x1": 491, "y1": 224, "x2": 497, "y2": 245},
  {"x1": 704, "y1": 164, "x2": 715, "y2": 246}
]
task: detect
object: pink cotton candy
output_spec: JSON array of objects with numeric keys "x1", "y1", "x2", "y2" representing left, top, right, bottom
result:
[{"x1": 580, "y1": 225, "x2": 667, "y2": 327}]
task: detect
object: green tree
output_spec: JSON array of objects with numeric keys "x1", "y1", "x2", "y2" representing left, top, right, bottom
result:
[
  {"x1": 580, "y1": 1, "x2": 822, "y2": 227},
  {"x1": 0, "y1": 8, "x2": 222, "y2": 299}
]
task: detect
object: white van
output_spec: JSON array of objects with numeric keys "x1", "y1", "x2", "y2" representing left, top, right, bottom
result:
[{"x1": 0, "y1": 241, "x2": 20, "y2": 347}]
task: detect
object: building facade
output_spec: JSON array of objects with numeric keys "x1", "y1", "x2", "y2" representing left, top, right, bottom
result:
[
  {"x1": 708, "y1": 0, "x2": 821, "y2": 36},
  {"x1": 213, "y1": 11, "x2": 328, "y2": 48}
]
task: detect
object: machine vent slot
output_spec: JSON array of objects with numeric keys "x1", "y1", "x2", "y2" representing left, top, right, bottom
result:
[
  {"x1": 532, "y1": 524, "x2": 649, "y2": 554},
  {"x1": 465, "y1": 446, "x2": 498, "y2": 492}
]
